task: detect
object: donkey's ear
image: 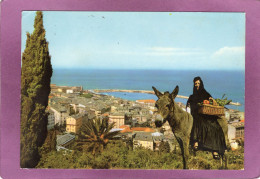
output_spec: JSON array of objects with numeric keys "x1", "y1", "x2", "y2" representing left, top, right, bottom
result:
[
  {"x1": 152, "y1": 86, "x2": 162, "y2": 98},
  {"x1": 171, "y1": 85, "x2": 179, "y2": 99}
]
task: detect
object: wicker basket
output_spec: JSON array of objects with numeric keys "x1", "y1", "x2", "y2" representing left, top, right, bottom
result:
[{"x1": 198, "y1": 104, "x2": 225, "y2": 116}]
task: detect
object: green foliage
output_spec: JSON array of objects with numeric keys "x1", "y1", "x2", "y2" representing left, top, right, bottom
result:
[
  {"x1": 56, "y1": 123, "x2": 66, "y2": 133},
  {"x1": 215, "y1": 94, "x2": 232, "y2": 106},
  {"x1": 80, "y1": 93, "x2": 93, "y2": 98},
  {"x1": 20, "y1": 11, "x2": 52, "y2": 168},
  {"x1": 76, "y1": 118, "x2": 120, "y2": 155},
  {"x1": 189, "y1": 148, "x2": 244, "y2": 170},
  {"x1": 36, "y1": 150, "x2": 81, "y2": 169},
  {"x1": 226, "y1": 147, "x2": 244, "y2": 169},
  {"x1": 189, "y1": 157, "x2": 212, "y2": 169},
  {"x1": 39, "y1": 129, "x2": 57, "y2": 157},
  {"x1": 135, "y1": 121, "x2": 151, "y2": 127},
  {"x1": 159, "y1": 141, "x2": 171, "y2": 153},
  {"x1": 37, "y1": 140, "x2": 244, "y2": 170},
  {"x1": 92, "y1": 151, "x2": 114, "y2": 169}
]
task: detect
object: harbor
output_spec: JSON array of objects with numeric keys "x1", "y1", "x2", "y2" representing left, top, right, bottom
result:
[{"x1": 93, "y1": 89, "x2": 242, "y2": 106}]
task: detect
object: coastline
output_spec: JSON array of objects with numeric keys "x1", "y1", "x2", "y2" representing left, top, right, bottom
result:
[
  {"x1": 93, "y1": 89, "x2": 188, "y2": 99},
  {"x1": 92, "y1": 89, "x2": 241, "y2": 106}
]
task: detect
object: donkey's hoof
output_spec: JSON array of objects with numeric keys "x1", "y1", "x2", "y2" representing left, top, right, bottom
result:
[
  {"x1": 212, "y1": 152, "x2": 220, "y2": 160},
  {"x1": 193, "y1": 142, "x2": 199, "y2": 151}
]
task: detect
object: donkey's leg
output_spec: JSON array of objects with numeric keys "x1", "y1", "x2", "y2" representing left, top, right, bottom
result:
[
  {"x1": 176, "y1": 136, "x2": 187, "y2": 169},
  {"x1": 218, "y1": 153, "x2": 228, "y2": 169},
  {"x1": 192, "y1": 149, "x2": 197, "y2": 157},
  {"x1": 220, "y1": 155, "x2": 223, "y2": 169},
  {"x1": 223, "y1": 154, "x2": 228, "y2": 169},
  {"x1": 183, "y1": 138, "x2": 190, "y2": 168}
]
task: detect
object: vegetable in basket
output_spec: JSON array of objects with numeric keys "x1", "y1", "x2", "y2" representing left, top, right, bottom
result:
[{"x1": 215, "y1": 94, "x2": 232, "y2": 106}]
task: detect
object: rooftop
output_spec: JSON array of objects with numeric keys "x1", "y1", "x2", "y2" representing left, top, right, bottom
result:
[
  {"x1": 110, "y1": 128, "x2": 123, "y2": 133},
  {"x1": 230, "y1": 121, "x2": 245, "y2": 128},
  {"x1": 110, "y1": 112, "x2": 125, "y2": 116},
  {"x1": 102, "y1": 113, "x2": 110, "y2": 117},
  {"x1": 152, "y1": 134, "x2": 165, "y2": 141},
  {"x1": 152, "y1": 132, "x2": 163, "y2": 136},
  {"x1": 56, "y1": 133, "x2": 75, "y2": 146},
  {"x1": 134, "y1": 132, "x2": 153, "y2": 141},
  {"x1": 50, "y1": 104, "x2": 67, "y2": 113},
  {"x1": 136, "y1": 99, "x2": 156, "y2": 104},
  {"x1": 120, "y1": 126, "x2": 155, "y2": 133},
  {"x1": 70, "y1": 113, "x2": 85, "y2": 119},
  {"x1": 132, "y1": 127, "x2": 155, "y2": 132}
]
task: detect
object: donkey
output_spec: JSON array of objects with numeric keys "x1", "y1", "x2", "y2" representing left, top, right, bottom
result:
[
  {"x1": 152, "y1": 86, "x2": 193, "y2": 169},
  {"x1": 153, "y1": 86, "x2": 229, "y2": 169}
]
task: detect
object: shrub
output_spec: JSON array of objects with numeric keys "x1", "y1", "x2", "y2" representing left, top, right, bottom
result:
[
  {"x1": 37, "y1": 139, "x2": 244, "y2": 170},
  {"x1": 80, "y1": 93, "x2": 93, "y2": 98}
]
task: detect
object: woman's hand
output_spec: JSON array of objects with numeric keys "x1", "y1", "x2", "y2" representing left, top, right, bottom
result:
[{"x1": 186, "y1": 103, "x2": 190, "y2": 112}]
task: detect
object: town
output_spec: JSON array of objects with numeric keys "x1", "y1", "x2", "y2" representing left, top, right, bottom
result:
[{"x1": 47, "y1": 84, "x2": 245, "y2": 152}]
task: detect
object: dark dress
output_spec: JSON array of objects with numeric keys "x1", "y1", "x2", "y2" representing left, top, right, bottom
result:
[{"x1": 187, "y1": 79, "x2": 227, "y2": 155}]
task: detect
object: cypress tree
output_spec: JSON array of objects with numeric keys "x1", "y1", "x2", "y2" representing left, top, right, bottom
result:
[{"x1": 20, "y1": 11, "x2": 53, "y2": 168}]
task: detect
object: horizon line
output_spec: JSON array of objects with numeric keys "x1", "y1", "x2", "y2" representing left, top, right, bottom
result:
[{"x1": 52, "y1": 68, "x2": 245, "y2": 71}]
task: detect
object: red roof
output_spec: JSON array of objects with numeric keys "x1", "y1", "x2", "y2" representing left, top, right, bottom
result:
[
  {"x1": 136, "y1": 99, "x2": 156, "y2": 103},
  {"x1": 102, "y1": 113, "x2": 110, "y2": 117},
  {"x1": 119, "y1": 125, "x2": 130, "y2": 129},
  {"x1": 132, "y1": 127, "x2": 155, "y2": 132},
  {"x1": 120, "y1": 127, "x2": 155, "y2": 133},
  {"x1": 121, "y1": 128, "x2": 133, "y2": 133}
]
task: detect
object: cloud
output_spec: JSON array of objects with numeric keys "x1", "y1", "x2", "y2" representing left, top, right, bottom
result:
[
  {"x1": 210, "y1": 46, "x2": 245, "y2": 70},
  {"x1": 212, "y1": 46, "x2": 244, "y2": 57},
  {"x1": 51, "y1": 45, "x2": 245, "y2": 70},
  {"x1": 104, "y1": 46, "x2": 206, "y2": 57},
  {"x1": 145, "y1": 47, "x2": 206, "y2": 56}
]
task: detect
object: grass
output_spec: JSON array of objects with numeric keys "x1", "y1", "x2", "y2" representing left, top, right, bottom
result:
[{"x1": 37, "y1": 140, "x2": 244, "y2": 170}]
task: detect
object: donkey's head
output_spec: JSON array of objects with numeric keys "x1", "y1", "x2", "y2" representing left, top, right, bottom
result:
[{"x1": 152, "y1": 86, "x2": 179, "y2": 127}]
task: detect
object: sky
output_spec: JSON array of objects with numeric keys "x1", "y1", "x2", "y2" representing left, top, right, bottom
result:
[{"x1": 22, "y1": 11, "x2": 245, "y2": 70}]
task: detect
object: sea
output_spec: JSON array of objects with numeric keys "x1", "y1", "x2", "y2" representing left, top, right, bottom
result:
[{"x1": 51, "y1": 69, "x2": 245, "y2": 111}]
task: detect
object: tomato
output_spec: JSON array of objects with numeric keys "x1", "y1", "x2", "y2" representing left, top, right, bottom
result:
[{"x1": 203, "y1": 100, "x2": 209, "y2": 104}]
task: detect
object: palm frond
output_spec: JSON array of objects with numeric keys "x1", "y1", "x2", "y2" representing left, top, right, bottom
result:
[
  {"x1": 104, "y1": 122, "x2": 116, "y2": 133},
  {"x1": 104, "y1": 130, "x2": 120, "y2": 139},
  {"x1": 77, "y1": 117, "x2": 119, "y2": 155},
  {"x1": 91, "y1": 119, "x2": 99, "y2": 135}
]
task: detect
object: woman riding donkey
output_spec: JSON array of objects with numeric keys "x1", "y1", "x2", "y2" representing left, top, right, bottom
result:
[{"x1": 186, "y1": 76, "x2": 227, "y2": 159}]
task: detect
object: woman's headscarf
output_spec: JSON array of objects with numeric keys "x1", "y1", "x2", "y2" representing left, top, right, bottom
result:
[
  {"x1": 193, "y1": 76, "x2": 205, "y2": 95},
  {"x1": 191, "y1": 76, "x2": 212, "y2": 103}
]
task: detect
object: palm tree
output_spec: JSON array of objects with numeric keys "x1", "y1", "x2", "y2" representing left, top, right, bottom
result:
[{"x1": 76, "y1": 117, "x2": 120, "y2": 155}]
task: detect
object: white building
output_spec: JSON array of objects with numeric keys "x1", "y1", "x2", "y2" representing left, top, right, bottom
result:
[
  {"x1": 133, "y1": 132, "x2": 153, "y2": 150},
  {"x1": 47, "y1": 110, "x2": 55, "y2": 130},
  {"x1": 109, "y1": 113, "x2": 125, "y2": 129},
  {"x1": 66, "y1": 89, "x2": 74, "y2": 94},
  {"x1": 50, "y1": 105, "x2": 69, "y2": 125},
  {"x1": 228, "y1": 122, "x2": 245, "y2": 150}
]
